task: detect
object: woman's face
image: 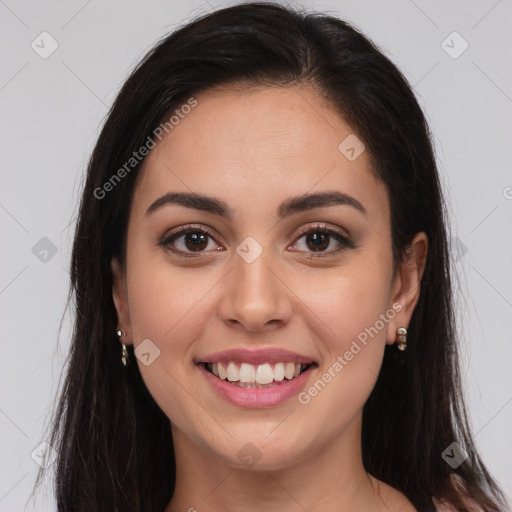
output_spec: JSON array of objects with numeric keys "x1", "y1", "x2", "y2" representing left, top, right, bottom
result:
[{"x1": 112, "y1": 85, "x2": 426, "y2": 470}]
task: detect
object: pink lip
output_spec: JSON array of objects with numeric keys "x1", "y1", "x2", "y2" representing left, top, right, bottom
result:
[
  {"x1": 197, "y1": 348, "x2": 315, "y2": 365},
  {"x1": 198, "y1": 363, "x2": 316, "y2": 408}
]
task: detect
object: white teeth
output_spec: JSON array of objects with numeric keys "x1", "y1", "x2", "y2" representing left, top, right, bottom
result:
[
  {"x1": 217, "y1": 362, "x2": 227, "y2": 380},
  {"x1": 256, "y1": 363, "x2": 273, "y2": 384},
  {"x1": 209, "y1": 361, "x2": 308, "y2": 384},
  {"x1": 273, "y1": 362, "x2": 285, "y2": 381},
  {"x1": 284, "y1": 362, "x2": 295, "y2": 380},
  {"x1": 239, "y1": 363, "x2": 256, "y2": 382},
  {"x1": 226, "y1": 362, "x2": 239, "y2": 381}
]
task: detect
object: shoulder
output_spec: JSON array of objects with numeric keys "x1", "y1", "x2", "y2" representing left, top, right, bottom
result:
[
  {"x1": 433, "y1": 495, "x2": 484, "y2": 512},
  {"x1": 432, "y1": 473, "x2": 489, "y2": 512},
  {"x1": 433, "y1": 501, "x2": 456, "y2": 512},
  {"x1": 368, "y1": 475, "x2": 417, "y2": 511}
]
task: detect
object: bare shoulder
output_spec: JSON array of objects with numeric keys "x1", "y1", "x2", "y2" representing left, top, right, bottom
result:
[
  {"x1": 433, "y1": 494, "x2": 485, "y2": 512},
  {"x1": 432, "y1": 473, "x2": 492, "y2": 512},
  {"x1": 433, "y1": 499, "x2": 456, "y2": 512},
  {"x1": 371, "y1": 474, "x2": 491, "y2": 512},
  {"x1": 369, "y1": 475, "x2": 418, "y2": 512}
]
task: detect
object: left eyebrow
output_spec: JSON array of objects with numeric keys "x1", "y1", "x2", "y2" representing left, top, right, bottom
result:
[
  {"x1": 277, "y1": 191, "x2": 367, "y2": 217},
  {"x1": 145, "y1": 190, "x2": 367, "y2": 218}
]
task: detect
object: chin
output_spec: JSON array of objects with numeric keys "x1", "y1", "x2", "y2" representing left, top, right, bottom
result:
[{"x1": 209, "y1": 428, "x2": 313, "y2": 471}]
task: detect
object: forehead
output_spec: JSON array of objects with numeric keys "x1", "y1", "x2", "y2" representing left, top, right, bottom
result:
[{"x1": 132, "y1": 85, "x2": 388, "y2": 222}]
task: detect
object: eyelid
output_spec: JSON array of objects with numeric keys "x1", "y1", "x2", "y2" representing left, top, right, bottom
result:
[
  {"x1": 164, "y1": 223, "x2": 218, "y2": 240},
  {"x1": 292, "y1": 222, "x2": 351, "y2": 242}
]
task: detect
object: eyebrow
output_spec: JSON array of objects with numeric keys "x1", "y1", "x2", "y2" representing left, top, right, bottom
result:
[{"x1": 145, "y1": 190, "x2": 367, "y2": 218}]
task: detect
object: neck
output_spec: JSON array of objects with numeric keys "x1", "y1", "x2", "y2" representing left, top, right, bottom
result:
[{"x1": 165, "y1": 414, "x2": 392, "y2": 512}]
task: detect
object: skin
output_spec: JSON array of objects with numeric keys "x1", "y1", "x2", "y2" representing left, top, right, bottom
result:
[{"x1": 111, "y1": 84, "x2": 427, "y2": 512}]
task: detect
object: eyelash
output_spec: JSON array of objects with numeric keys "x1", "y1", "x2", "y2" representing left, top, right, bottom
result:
[{"x1": 158, "y1": 223, "x2": 355, "y2": 259}]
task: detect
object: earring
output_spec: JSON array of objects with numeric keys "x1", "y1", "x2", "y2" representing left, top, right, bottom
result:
[
  {"x1": 116, "y1": 329, "x2": 129, "y2": 366},
  {"x1": 396, "y1": 327, "x2": 407, "y2": 351}
]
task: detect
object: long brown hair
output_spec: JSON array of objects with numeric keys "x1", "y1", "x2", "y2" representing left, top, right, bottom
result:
[{"x1": 30, "y1": 2, "x2": 508, "y2": 511}]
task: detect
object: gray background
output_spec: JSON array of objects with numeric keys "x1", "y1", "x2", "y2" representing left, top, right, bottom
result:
[{"x1": 1, "y1": 0, "x2": 511, "y2": 510}]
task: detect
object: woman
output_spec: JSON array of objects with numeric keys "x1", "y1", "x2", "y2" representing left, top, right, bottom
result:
[{"x1": 31, "y1": 2, "x2": 509, "y2": 511}]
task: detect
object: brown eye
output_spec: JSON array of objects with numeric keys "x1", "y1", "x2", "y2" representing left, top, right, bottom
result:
[
  {"x1": 159, "y1": 225, "x2": 223, "y2": 257},
  {"x1": 304, "y1": 232, "x2": 331, "y2": 252},
  {"x1": 182, "y1": 232, "x2": 209, "y2": 251},
  {"x1": 289, "y1": 224, "x2": 355, "y2": 257}
]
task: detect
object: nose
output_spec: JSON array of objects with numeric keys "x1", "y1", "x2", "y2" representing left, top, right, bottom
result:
[{"x1": 217, "y1": 248, "x2": 293, "y2": 333}]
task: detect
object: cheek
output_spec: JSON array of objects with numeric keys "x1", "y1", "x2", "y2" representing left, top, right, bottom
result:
[
  {"x1": 305, "y1": 282, "x2": 388, "y2": 390},
  {"x1": 292, "y1": 255, "x2": 393, "y2": 408},
  {"x1": 294, "y1": 280, "x2": 389, "y2": 437},
  {"x1": 124, "y1": 255, "x2": 217, "y2": 424},
  {"x1": 126, "y1": 261, "x2": 215, "y2": 352},
  {"x1": 123, "y1": 242, "x2": 220, "y2": 415},
  {"x1": 298, "y1": 255, "x2": 393, "y2": 351}
]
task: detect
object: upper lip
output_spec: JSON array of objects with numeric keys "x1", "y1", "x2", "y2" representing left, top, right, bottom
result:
[{"x1": 196, "y1": 348, "x2": 316, "y2": 365}]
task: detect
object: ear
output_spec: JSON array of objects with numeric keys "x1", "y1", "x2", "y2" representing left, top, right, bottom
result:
[
  {"x1": 385, "y1": 232, "x2": 428, "y2": 345},
  {"x1": 111, "y1": 256, "x2": 132, "y2": 345}
]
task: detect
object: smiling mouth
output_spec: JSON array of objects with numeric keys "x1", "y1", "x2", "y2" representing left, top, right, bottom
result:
[{"x1": 200, "y1": 361, "x2": 317, "y2": 388}]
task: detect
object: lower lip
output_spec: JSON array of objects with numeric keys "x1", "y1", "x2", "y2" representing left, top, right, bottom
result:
[{"x1": 198, "y1": 363, "x2": 315, "y2": 408}]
